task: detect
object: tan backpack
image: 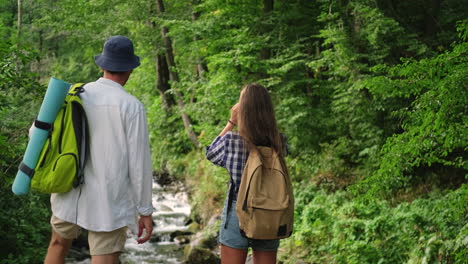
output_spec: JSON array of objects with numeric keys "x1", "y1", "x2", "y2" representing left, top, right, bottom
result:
[{"x1": 236, "y1": 146, "x2": 294, "y2": 240}]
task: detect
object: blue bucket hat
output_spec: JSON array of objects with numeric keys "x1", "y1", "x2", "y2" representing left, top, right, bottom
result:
[{"x1": 94, "y1": 36, "x2": 140, "y2": 72}]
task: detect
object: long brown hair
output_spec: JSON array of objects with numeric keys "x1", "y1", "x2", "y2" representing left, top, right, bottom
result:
[{"x1": 238, "y1": 83, "x2": 284, "y2": 157}]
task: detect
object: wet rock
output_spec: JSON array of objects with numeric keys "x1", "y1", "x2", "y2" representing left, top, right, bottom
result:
[
  {"x1": 149, "y1": 234, "x2": 161, "y2": 243},
  {"x1": 174, "y1": 235, "x2": 191, "y2": 244},
  {"x1": 170, "y1": 230, "x2": 193, "y2": 240},
  {"x1": 184, "y1": 213, "x2": 221, "y2": 263},
  {"x1": 200, "y1": 214, "x2": 221, "y2": 249},
  {"x1": 184, "y1": 246, "x2": 220, "y2": 264},
  {"x1": 153, "y1": 170, "x2": 175, "y2": 186},
  {"x1": 66, "y1": 247, "x2": 90, "y2": 261},
  {"x1": 66, "y1": 230, "x2": 90, "y2": 261},
  {"x1": 188, "y1": 222, "x2": 201, "y2": 233},
  {"x1": 158, "y1": 204, "x2": 173, "y2": 212},
  {"x1": 72, "y1": 230, "x2": 89, "y2": 249},
  {"x1": 184, "y1": 217, "x2": 193, "y2": 226}
]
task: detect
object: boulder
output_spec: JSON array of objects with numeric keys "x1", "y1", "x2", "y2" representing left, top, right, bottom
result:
[
  {"x1": 184, "y1": 246, "x2": 220, "y2": 264},
  {"x1": 174, "y1": 235, "x2": 191, "y2": 244},
  {"x1": 184, "y1": 213, "x2": 221, "y2": 263},
  {"x1": 188, "y1": 222, "x2": 201, "y2": 233},
  {"x1": 170, "y1": 230, "x2": 193, "y2": 240}
]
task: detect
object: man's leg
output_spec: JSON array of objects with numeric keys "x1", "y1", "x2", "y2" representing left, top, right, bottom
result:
[
  {"x1": 91, "y1": 253, "x2": 121, "y2": 264},
  {"x1": 88, "y1": 226, "x2": 127, "y2": 264},
  {"x1": 44, "y1": 229, "x2": 74, "y2": 264},
  {"x1": 45, "y1": 215, "x2": 80, "y2": 264}
]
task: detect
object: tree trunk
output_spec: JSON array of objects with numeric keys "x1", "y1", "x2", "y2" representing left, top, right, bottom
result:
[
  {"x1": 263, "y1": 0, "x2": 274, "y2": 13},
  {"x1": 260, "y1": 0, "x2": 274, "y2": 61},
  {"x1": 156, "y1": 53, "x2": 175, "y2": 109},
  {"x1": 424, "y1": 0, "x2": 440, "y2": 37},
  {"x1": 156, "y1": 0, "x2": 200, "y2": 148},
  {"x1": 17, "y1": 0, "x2": 21, "y2": 40},
  {"x1": 150, "y1": 3, "x2": 175, "y2": 109},
  {"x1": 259, "y1": 0, "x2": 273, "y2": 79},
  {"x1": 192, "y1": 0, "x2": 208, "y2": 78},
  {"x1": 15, "y1": 0, "x2": 22, "y2": 74}
]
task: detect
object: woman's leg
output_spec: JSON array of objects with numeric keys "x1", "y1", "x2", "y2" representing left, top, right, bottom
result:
[
  {"x1": 221, "y1": 244, "x2": 248, "y2": 264},
  {"x1": 252, "y1": 250, "x2": 277, "y2": 264}
]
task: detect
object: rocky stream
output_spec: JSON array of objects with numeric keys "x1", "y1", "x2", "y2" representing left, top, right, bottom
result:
[{"x1": 65, "y1": 177, "x2": 221, "y2": 264}]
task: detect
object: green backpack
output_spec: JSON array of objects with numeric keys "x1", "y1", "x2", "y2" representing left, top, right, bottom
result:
[{"x1": 30, "y1": 83, "x2": 89, "y2": 193}]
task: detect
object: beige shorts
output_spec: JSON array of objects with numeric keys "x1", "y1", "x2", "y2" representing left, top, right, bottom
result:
[{"x1": 50, "y1": 215, "x2": 128, "y2": 256}]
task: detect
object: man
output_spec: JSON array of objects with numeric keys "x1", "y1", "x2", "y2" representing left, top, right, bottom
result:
[{"x1": 44, "y1": 36, "x2": 154, "y2": 264}]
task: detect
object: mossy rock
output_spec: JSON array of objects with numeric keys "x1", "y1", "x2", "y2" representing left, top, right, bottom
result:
[
  {"x1": 174, "y1": 235, "x2": 191, "y2": 244},
  {"x1": 170, "y1": 230, "x2": 193, "y2": 240},
  {"x1": 184, "y1": 246, "x2": 220, "y2": 264},
  {"x1": 188, "y1": 222, "x2": 201, "y2": 233}
]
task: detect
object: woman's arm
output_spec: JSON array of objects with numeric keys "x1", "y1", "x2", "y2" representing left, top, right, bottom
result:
[
  {"x1": 218, "y1": 103, "x2": 239, "y2": 136},
  {"x1": 206, "y1": 103, "x2": 239, "y2": 167},
  {"x1": 218, "y1": 121, "x2": 235, "y2": 137}
]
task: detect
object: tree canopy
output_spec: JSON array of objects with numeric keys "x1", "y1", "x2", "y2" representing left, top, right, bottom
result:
[{"x1": 1, "y1": 0, "x2": 466, "y2": 263}]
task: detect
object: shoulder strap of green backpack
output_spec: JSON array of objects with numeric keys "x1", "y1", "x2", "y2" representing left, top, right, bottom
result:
[{"x1": 69, "y1": 83, "x2": 89, "y2": 188}]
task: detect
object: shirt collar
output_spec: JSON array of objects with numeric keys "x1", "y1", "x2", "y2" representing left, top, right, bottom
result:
[{"x1": 96, "y1": 77, "x2": 126, "y2": 91}]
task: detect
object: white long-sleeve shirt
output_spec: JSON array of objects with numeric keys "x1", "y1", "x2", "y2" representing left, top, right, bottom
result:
[{"x1": 49, "y1": 77, "x2": 154, "y2": 233}]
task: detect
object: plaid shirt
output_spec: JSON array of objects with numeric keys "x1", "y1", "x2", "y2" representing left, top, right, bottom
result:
[{"x1": 205, "y1": 131, "x2": 249, "y2": 194}]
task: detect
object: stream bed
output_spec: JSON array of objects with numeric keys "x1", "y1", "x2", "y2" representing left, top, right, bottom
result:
[{"x1": 66, "y1": 181, "x2": 191, "y2": 264}]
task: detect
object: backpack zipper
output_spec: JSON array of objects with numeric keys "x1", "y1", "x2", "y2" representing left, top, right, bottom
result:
[
  {"x1": 39, "y1": 135, "x2": 52, "y2": 168},
  {"x1": 52, "y1": 153, "x2": 78, "y2": 172}
]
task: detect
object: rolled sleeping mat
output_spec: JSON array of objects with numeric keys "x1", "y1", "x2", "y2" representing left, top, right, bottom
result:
[{"x1": 12, "y1": 77, "x2": 71, "y2": 195}]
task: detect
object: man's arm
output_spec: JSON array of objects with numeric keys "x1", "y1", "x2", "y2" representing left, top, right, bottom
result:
[{"x1": 126, "y1": 107, "x2": 154, "y2": 243}]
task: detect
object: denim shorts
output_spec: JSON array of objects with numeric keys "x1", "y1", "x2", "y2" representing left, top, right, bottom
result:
[{"x1": 219, "y1": 197, "x2": 279, "y2": 251}]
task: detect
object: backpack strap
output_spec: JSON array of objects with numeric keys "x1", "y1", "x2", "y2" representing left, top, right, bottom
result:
[
  {"x1": 25, "y1": 116, "x2": 56, "y2": 178},
  {"x1": 34, "y1": 119, "x2": 53, "y2": 131},
  {"x1": 71, "y1": 82, "x2": 88, "y2": 188},
  {"x1": 73, "y1": 104, "x2": 89, "y2": 188},
  {"x1": 19, "y1": 162, "x2": 35, "y2": 179},
  {"x1": 224, "y1": 177, "x2": 236, "y2": 229}
]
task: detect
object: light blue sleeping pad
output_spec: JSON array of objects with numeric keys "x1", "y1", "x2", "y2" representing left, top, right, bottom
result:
[{"x1": 12, "y1": 77, "x2": 71, "y2": 195}]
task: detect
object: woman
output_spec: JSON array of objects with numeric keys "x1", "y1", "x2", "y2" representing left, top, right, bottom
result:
[{"x1": 206, "y1": 83, "x2": 285, "y2": 264}]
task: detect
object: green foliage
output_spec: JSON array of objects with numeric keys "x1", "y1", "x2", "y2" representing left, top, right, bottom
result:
[
  {"x1": 1, "y1": 0, "x2": 466, "y2": 262},
  {"x1": 0, "y1": 42, "x2": 51, "y2": 263},
  {"x1": 354, "y1": 32, "x2": 468, "y2": 197},
  {"x1": 147, "y1": 96, "x2": 193, "y2": 172},
  {"x1": 177, "y1": 151, "x2": 227, "y2": 223},
  {"x1": 281, "y1": 184, "x2": 467, "y2": 264}
]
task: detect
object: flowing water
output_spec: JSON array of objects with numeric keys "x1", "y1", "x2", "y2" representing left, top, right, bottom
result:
[{"x1": 67, "y1": 181, "x2": 191, "y2": 264}]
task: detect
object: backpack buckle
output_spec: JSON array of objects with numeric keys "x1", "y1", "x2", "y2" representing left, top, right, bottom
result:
[
  {"x1": 68, "y1": 84, "x2": 85, "y2": 96},
  {"x1": 75, "y1": 86, "x2": 85, "y2": 94}
]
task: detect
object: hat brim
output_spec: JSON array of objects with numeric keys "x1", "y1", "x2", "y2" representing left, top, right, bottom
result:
[{"x1": 94, "y1": 54, "x2": 140, "y2": 72}]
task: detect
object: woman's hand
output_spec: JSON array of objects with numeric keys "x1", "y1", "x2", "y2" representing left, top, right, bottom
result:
[
  {"x1": 218, "y1": 103, "x2": 239, "y2": 137},
  {"x1": 230, "y1": 103, "x2": 239, "y2": 125}
]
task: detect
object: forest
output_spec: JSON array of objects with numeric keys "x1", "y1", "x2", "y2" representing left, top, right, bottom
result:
[{"x1": 0, "y1": 0, "x2": 467, "y2": 263}]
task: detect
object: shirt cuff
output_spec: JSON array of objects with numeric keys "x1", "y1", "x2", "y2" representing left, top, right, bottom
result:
[{"x1": 137, "y1": 205, "x2": 154, "y2": 216}]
